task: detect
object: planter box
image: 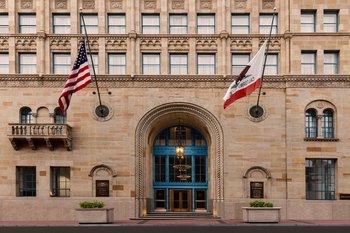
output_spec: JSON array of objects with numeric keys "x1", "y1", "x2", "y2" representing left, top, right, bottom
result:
[
  {"x1": 242, "y1": 207, "x2": 281, "y2": 223},
  {"x1": 76, "y1": 208, "x2": 114, "y2": 224}
]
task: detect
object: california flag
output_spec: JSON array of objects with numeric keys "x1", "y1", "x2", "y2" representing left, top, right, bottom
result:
[{"x1": 223, "y1": 41, "x2": 267, "y2": 109}]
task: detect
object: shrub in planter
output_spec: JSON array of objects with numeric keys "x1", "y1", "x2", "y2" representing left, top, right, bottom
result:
[
  {"x1": 242, "y1": 200, "x2": 281, "y2": 223},
  {"x1": 249, "y1": 200, "x2": 273, "y2": 208},
  {"x1": 76, "y1": 200, "x2": 113, "y2": 224},
  {"x1": 79, "y1": 200, "x2": 105, "y2": 208}
]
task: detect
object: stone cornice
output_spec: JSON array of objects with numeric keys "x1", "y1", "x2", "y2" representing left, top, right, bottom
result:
[{"x1": 0, "y1": 74, "x2": 350, "y2": 88}]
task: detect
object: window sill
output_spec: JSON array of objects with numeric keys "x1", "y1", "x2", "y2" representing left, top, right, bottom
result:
[{"x1": 304, "y1": 138, "x2": 339, "y2": 142}]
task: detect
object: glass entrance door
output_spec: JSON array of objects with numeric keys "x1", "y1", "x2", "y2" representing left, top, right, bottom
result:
[{"x1": 171, "y1": 189, "x2": 191, "y2": 212}]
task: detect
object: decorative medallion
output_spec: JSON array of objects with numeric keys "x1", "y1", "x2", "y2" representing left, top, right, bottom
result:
[
  {"x1": 55, "y1": 0, "x2": 67, "y2": 9},
  {"x1": 172, "y1": 0, "x2": 184, "y2": 9},
  {"x1": 82, "y1": 0, "x2": 95, "y2": 9},
  {"x1": 144, "y1": 0, "x2": 156, "y2": 9},
  {"x1": 111, "y1": 0, "x2": 123, "y2": 9},
  {"x1": 0, "y1": 0, "x2": 6, "y2": 9},
  {"x1": 91, "y1": 102, "x2": 113, "y2": 122},
  {"x1": 200, "y1": 0, "x2": 212, "y2": 9},
  {"x1": 248, "y1": 104, "x2": 268, "y2": 122},
  {"x1": 21, "y1": 0, "x2": 33, "y2": 9},
  {"x1": 262, "y1": 0, "x2": 275, "y2": 9},
  {"x1": 234, "y1": 0, "x2": 247, "y2": 9}
]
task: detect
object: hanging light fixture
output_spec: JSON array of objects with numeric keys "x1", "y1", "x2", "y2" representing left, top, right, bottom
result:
[{"x1": 173, "y1": 123, "x2": 191, "y2": 181}]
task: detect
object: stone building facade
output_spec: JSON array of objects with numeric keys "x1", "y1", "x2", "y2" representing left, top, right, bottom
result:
[{"x1": 0, "y1": 0, "x2": 350, "y2": 221}]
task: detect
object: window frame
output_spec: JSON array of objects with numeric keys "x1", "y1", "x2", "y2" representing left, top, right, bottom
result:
[
  {"x1": 52, "y1": 53, "x2": 71, "y2": 74},
  {"x1": 108, "y1": 53, "x2": 126, "y2": 75},
  {"x1": 80, "y1": 13, "x2": 98, "y2": 34},
  {"x1": 265, "y1": 53, "x2": 278, "y2": 76},
  {"x1": 16, "y1": 166, "x2": 36, "y2": 197},
  {"x1": 141, "y1": 14, "x2": 160, "y2": 34},
  {"x1": 323, "y1": 10, "x2": 338, "y2": 32},
  {"x1": 231, "y1": 53, "x2": 250, "y2": 75},
  {"x1": 50, "y1": 167, "x2": 70, "y2": 197},
  {"x1": 142, "y1": 53, "x2": 160, "y2": 75},
  {"x1": 324, "y1": 51, "x2": 339, "y2": 75},
  {"x1": 169, "y1": 53, "x2": 188, "y2": 75},
  {"x1": 259, "y1": 13, "x2": 278, "y2": 34},
  {"x1": 107, "y1": 13, "x2": 126, "y2": 34},
  {"x1": 197, "y1": 13, "x2": 216, "y2": 34},
  {"x1": 322, "y1": 109, "x2": 334, "y2": 139},
  {"x1": 20, "y1": 106, "x2": 33, "y2": 124},
  {"x1": 18, "y1": 53, "x2": 37, "y2": 74},
  {"x1": 197, "y1": 53, "x2": 216, "y2": 75},
  {"x1": 18, "y1": 13, "x2": 36, "y2": 34},
  {"x1": 0, "y1": 13, "x2": 9, "y2": 33},
  {"x1": 87, "y1": 53, "x2": 98, "y2": 75},
  {"x1": 305, "y1": 108, "x2": 318, "y2": 138},
  {"x1": 52, "y1": 13, "x2": 70, "y2": 34},
  {"x1": 54, "y1": 107, "x2": 66, "y2": 124},
  {"x1": 231, "y1": 13, "x2": 250, "y2": 34},
  {"x1": 301, "y1": 10, "x2": 316, "y2": 32},
  {"x1": 0, "y1": 53, "x2": 9, "y2": 74},
  {"x1": 301, "y1": 51, "x2": 316, "y2": 75},
  {"x1": 169, "y1": 13, "x2": 188, "y2": 34}
]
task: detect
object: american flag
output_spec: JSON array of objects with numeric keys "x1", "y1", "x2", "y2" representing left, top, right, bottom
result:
[{"x1": 58, "y1": 41, "x2": 92, "y2": 114}]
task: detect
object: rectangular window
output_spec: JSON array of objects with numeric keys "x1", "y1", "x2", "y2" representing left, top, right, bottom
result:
[
  {"x1": 0, "y1": 13, "x2": 9, "y2": 33},
  {"x1": 259, "y1": 14, "x2": 278, "y2": 34},
  {"x1": 154, "y1": 156, "x2": 166, "y2": 182},
  {"x1": 80, "y1": 14, "x2": 98, "y2": 34},
  {"x1": 108, "y1": 53, "x2": 126, "y2": 75},
  {"x1": 53, "y1": 53, "x2": 71, "y2": 74},
  {"x1": 142, "y1": 14, "x2": 160, "y2": 34},
  {"x1": 16, "y1": 166, "x2": 36, "y2": 197},
  {"x1": 232, "y1": 53, "x2": 250, "y2": 75},
  {"x1": 301, "y1": 11, "x2": 316, "y2": 32},
  {"x1": 324, "y1": 51, "x2": 338, "y2": 75},
  {"x1": 324, "y1": 11, "x2": 338, "y2": 32},
  {"x1": 0, "y1": 53, "x2": 9, "y2": 74},
  {"x1": 231, "y1": 14, "x2": 250, "y2": 34},
  {"x1": 265, "y1": 54, "x2": 278, "y2": 76},
  {"x1": 301, "y1": 52, "x2": 316, "y2": 75},
  {"x1": 322, "y1": 110, "x2": 334, "y2": 139},
  {"x1": 51, "y1": 167, "x2": 70, "y2": 197},
  {"x1": 142, "y1": 53, "x2": 160, "y2": 75},
  {"x1": 197, "y1": 14, "x2": 215, "y2": 34},
  {"x1": 19, "y1": 14, "x2": 36, "y2": 33},
  {"x1": 169, "y1": 54, "x2": 188, "y2": 75},
  {"x1": 19, "y1": 53, "x2": 37, "y2": 74},
  {"x1": 108, "y1": 14, "x2": 126, "y2": 34},
  {"x1": 53, "y1": 14, "x2": 70, "y2": 34},
  {"x1": 195, "y1": 156, "x2": 206, "y2": 183},
  {"x1": 169, "y1": 14, "x2": 187, "y2": 34},
  {"x1": 305, "y1": 159, "x2": 336, "y2": 200},
  {"x1": 197, "y1": 54, "x2": 215, "y2": 75},
  {"x1": 87, "y1": 53, "x2": 98, "y2": 75}
]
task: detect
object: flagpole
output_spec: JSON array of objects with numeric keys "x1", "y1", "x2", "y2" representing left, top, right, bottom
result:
[
  {"x1": 256, "y1": 7, "x2": 277, "y2": 108},
  {"x1": 79, "y1": 8, "x2": 104, "y2": 114}
]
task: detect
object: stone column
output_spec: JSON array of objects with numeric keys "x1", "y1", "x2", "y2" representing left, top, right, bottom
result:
[
  {"x1": 129, "y1": 31, "x2": 137, "y2": 76},
  {"x1": 8, "y1": 0, "x2": 15, "y2": 74}
]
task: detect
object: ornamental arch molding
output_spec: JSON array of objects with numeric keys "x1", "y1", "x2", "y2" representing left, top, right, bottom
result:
[
  {"x1": 89, "y1": 164, "x2": 117, "y2": 197},
  {"x1": 243, "y1": 166, "x2": 272, "y2": 199},
  {"x1": 135, "y1": 102, "x2": 224, "y2": 216}
]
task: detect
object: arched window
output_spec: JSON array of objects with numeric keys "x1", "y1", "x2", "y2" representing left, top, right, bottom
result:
[
  {"x1": 54, "y1": 107, "x2": 66, "y2": 124},
  {"x1": 20, "y1": 107, "x2": 32, "y2": 123},
  {"x1": 322, "y1": 109, "x2": 334, "y2": 139},
  {"x1": 305, "y1": 108, "x2": 317, "y2": 138}
]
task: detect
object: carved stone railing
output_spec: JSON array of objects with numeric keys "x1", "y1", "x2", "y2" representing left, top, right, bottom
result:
[{"x1": 8, "y1": 123, "x2": 72, "y2": 151}]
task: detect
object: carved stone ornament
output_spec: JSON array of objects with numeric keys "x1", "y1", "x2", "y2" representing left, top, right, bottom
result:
[
  {"x1": 262, "y1": 0, "x2": 275, "y2": 9},
  {"x1": 144, "y1": 0, "x2": 156, "y2": 9},
  {"x1": 200, "y1": 0, "x2": 212, "y2": 9},
  {"x1": 0, "y1": 37, "x2": 9, "y2": 50},
  {"x1": 0, "y1": 0, "x2": 6, "y2": 9},
  {"x1": 55, "y1": 0, "x2": 67, "y2": 9},
  {"x1": 106, "y1": 36, "x2": 127, "y2": 50},
  {"x1": 82, "y1": 0, "x2": 95, "y2": 9},
  {"x1": 196, "y1": 37, "x2": 217, "y2": 51},
  {"x1": 111, "y1": 0, "x2": 123, "y2": 9},
  {"x1": 172, "y1": 0, "x2": 184, "y2": 9},
  {"x1": 21, "y1": 0, "x2": 33, "y2": 9},
  {"x1": 168, "y1": 37, "x2": 189, "y2": 52},
  {"x1": 234, "y1": 0, "x2": 247, "y2": 9}
]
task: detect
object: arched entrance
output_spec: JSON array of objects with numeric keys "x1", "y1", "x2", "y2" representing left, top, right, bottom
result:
[
  {"x1": 135, "y1": 102, "x2": 224, "y2": 217},
  {"x1": 153, "y1": 125, "x2": 208, "y2": 212}
]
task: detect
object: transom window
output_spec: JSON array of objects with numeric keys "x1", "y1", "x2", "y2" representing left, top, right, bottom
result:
[
  {"x1": 305, "y1": 159, "x2": 336, "y2": 200},
  {"x1": 51, "y1": 167, "x2": 70, "y2": 197},
  {"x1": 52, "y1": 14, "x2": 70, "y2": 34},
  {"x1": 259, "y1": 14, "x2": 278, "y2": 34},
  {"x1": 19, "y1": 53, "x2": 37, "y2": 74},
  {"x1": 142, "y1": 53, "x2": 160, "y2": 75},
  {"x1": 231, "y1": 14, "x2": 250, "y2": 34},
  {"x1": 80, "y1": 14, "x2": 98, "y2": 34},
  {"x1": 19, "y1": 14, "x2": 36, "y2": 33},
  {"x1": 301, "y1": 52, "x2": 316, "y2": 75},
  {"x1": 108, "y1": 14, "x2": 126, "y2": 34},
  {"x1": 323, "y1": 11, "x2": 338, "y2": 32},
  {"x1": 16, "y1": 166, "x2": 36, "y2": 197},
  {"x1": 0, "y1": 53, "x2": 9, "y2": 74},
  {"x1": 108, "y1": 53, "x2": 126, "y2": 75},
  {"x1": 197, "y1": 54, "x2": 216, "y2": 75},
  {"x1": 169, "y1": 14, "x2": 187, "y2": 34},
  {"x1": 142, "y1": 14, "x2": 160, "y2": 34},
  {"x1": 301, "y1": 11, "x2": 316, "y2": 32},
  {"x1": 197, "y1": 14, "x2": 215, "y2": 34},
  {"x1": 232, "y1": 53, "x2": 250, "y2": 75},
  {"x1": 53, "y1": 53, "x2": 71, "y2": 74},
  {"x1": 169, "y1": 54, "x2": 188, "y2": 75},
  {"x1": 324, "y1": 51, "x2": 338, "y2": 75},
  {"x1": 0, "y1": 13, "x2": 9, "y2": 33}
]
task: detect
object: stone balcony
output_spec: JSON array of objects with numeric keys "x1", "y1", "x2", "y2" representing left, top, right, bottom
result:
[{"x1": 8, "y1": 124, "x2": 72, "y2": 151}]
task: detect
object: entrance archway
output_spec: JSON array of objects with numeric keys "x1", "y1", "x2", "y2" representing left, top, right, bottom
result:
[{"x1": 135, "y1": 102, "x2": 224, "y2": 217}]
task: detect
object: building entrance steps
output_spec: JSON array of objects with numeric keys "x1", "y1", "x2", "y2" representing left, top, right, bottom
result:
[{"x1": 131, "y1": 212, "x2": 220, "y2": 220}]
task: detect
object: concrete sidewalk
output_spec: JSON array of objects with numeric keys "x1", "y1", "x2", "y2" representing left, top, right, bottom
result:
[{"x1": 1, "y1": 219, "x2": 350, "y2": 226}]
